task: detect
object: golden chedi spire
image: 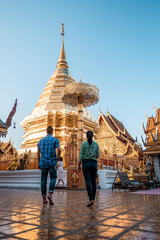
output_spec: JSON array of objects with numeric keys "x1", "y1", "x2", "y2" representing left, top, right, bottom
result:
[
  {"x1": 20, "y1": 23, "x2": 98, "y2": 155},
  {"x1": 57, "y1": 22, "x2": 68, "y2": 69}
]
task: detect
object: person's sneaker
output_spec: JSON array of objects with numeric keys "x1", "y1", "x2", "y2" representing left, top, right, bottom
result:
[
  {"x1": 47, "y1": 195, "x2": 54, "y2": 205},
  {"x1": 43, "y1": 197, "x2": 48, "y2": 204},
  {"x1": 86, "y1": 200, "x2": 94, "y2": 207}
]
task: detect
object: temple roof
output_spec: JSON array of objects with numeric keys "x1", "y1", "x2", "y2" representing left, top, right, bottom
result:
[
  {"x1": 1, "y1": 141, "x2": 10, "y2": 149},
  {"x1": 143, "y1": 106, "x2": 160, "y2": 150},
  {"x1": 98, "y1": 110, "x2": 140, "y2": 157},
  {"x1": 146, "y1": 116, "x2": 156, "y2": 133},
  {"x1": 99, "y1": 111, "x2": 135, "y2": 143},
  {"x1": 143, "y1": 145, "x2": 160, "y2": 155},
  {"x1": 123, "y1": 145, "x2": 138, "y2": 158},
  {"x1": 0, "y1": 119, "x2": 8, "y2": 129},
  {"x1": 0, "y1": 141, "x2": 15, "y2": 154},
  {"x1": 0, "y1": 119, "x2": 8, "y2": 137},
  {"x1": 144, "y1": 107, "x2": 160, "y2": 134},
  {"x1": 102, "y1": 114, "x2": 118, "y2": 134},
  {"x1": 154, "y1": 106, "x2": 160, "y2": 124},
  {"x1": 108, "y1": 113, "x2": 135, "y2": 142}
]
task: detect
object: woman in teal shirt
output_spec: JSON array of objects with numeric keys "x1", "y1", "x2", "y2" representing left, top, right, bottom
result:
[{"x1": 79, "y1": 131, "x2": 99, "y2": 206}]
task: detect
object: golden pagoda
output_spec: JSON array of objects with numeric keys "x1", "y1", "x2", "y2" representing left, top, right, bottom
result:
[{"x1": 19, "y1": 23, "x2": 98, "y2": 156}]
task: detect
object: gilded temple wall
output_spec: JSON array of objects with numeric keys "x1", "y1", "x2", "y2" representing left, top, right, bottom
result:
[{"x1": 21, "y1": 110, "x2": 97, "y2": 153}]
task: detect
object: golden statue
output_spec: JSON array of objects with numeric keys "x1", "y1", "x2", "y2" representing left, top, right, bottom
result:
[{"x1": 7, "y1": 152, "x2": 19, "y2": 171}]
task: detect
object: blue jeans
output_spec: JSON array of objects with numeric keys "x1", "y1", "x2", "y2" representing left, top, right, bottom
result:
[
  {"x1": 41, "y1": 166, "x2": 57, "y2": 197},
  {"x1": 82, "y1": 160, "x2": 97, "y2": 201}
]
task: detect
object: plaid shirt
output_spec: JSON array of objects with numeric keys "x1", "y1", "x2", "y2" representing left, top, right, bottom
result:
[{"x1": 37, "y1": 135, "x2": 60, "y2": 168}]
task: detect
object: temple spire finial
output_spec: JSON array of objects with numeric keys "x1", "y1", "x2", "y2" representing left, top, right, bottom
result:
[
  {"x1": 61, "y1": 21, "x2": 65, "y2": 36},
  {"x1": 57, "y1": 22, "x2": 68, "y2": 69}
]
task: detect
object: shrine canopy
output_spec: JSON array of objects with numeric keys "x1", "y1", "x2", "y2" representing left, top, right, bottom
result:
[
  {"x1": 62, "y1": 82, "x2": 99, "y2": 107},
  {"x1": 0, "y1": 119, "x2": 8, "y2": 138}
]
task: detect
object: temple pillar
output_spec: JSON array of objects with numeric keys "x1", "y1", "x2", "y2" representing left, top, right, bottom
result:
[
  {"x1": 77, "y1": 99, "x2": 83, "y2": 159},
  {"x1": 65, "y1": 132, "x2": 85, "y2": 189},
  {"x1": 154, "y1": 156, "x2": 160, "y2": 181}
]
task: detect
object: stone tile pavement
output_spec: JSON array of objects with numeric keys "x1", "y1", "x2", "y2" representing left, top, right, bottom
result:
[{"x1": 0, "y1": 188, "x2": 160, "y2": 239}]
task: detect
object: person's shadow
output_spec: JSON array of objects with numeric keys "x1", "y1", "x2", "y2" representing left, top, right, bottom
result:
[
  {"x1": 37, "y1": 205, "x2": 58, "y2": 239},
  {"x1": 83, "y1": 209, "x2": 99, "y2": 236}
]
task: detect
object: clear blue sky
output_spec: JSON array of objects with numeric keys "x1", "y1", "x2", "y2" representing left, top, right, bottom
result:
[{"x1": 0, "y1": 0, "x2": 160, "y2": 149}]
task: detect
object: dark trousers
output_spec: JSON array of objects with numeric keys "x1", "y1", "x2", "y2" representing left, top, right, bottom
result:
[
  {"x1": 41, "y1": 166, "x2": 57, "y2": 197},
  {"x1": 82, "y1": 160, "x2": 97, "y2": 201}
]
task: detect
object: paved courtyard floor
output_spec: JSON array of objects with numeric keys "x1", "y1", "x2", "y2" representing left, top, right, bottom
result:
[{"x1": 0, "y1": 188, "x2": 160, "y2": 240}]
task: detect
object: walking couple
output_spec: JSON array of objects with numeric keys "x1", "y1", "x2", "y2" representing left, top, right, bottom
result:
[{"x1": 37, "y1": 126, "x2": 99, "y2": 206}]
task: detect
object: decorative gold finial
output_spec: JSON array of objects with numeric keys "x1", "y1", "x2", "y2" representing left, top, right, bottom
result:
[
  {"x1": 145, "y1": 113, "x2": 149, "y2": 119},
  {"x1": 153, "y1": 104, "x2": 158, "y2": 110},
  {"x1": 99, "y1": 107, "x2": 102, "y2": 112},
  {"x1": 79, "y1": 75, "x2": 81, "y2": 82},
  {"x1": 61, "y1": 22, "x2": 65, "y2": 36}
]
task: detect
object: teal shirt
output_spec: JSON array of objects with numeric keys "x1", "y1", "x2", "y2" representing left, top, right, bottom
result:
[{"x1": 79, "y1": 140, "x2": 99, "y2": 163}]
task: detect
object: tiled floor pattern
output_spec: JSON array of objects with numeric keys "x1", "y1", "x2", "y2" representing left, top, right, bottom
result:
[{"x1": 0, "y1": 188, "x2": 160, "y2": 239}]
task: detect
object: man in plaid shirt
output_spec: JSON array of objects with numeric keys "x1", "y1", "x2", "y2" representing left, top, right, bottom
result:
[{"x1": 37, "y1": 126, "x2": 61, "y2": 205}]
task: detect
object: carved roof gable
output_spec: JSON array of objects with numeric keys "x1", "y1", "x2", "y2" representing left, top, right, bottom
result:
[
  {"x1": 146, "y1": 117, "x2": 156, "y2": 133},
  {"x1": 98, "y1": 111, "x2": 135, "y2": 142},
  {"x1": 98, "y1": 112, "x2": 118, "y2": 135},
  {"x1": 108, "y1": 113, "x2": 135, "y2": 142}
]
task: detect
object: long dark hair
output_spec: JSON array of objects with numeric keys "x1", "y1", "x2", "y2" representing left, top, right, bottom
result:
[{"x1": 87, "y1": 131, "x2": 93, "y2": 145}]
